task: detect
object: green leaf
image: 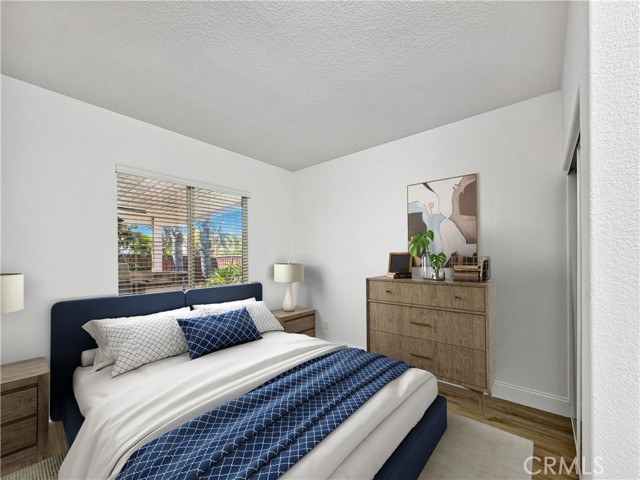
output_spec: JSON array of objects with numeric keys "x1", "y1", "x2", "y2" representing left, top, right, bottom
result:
[
  {"x1": 426, "y1": 230, "x2": 434, "y2": 241},
  {"x1": 428, "y1": 252, "x2": 447, "y2": 268}
]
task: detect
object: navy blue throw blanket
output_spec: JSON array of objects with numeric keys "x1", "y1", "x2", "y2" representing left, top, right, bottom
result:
[{"x1": 117, "y1": 348, "x2": 410, "y2": 480}]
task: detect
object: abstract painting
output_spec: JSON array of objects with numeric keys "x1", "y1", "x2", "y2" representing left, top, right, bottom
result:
[{"x1": 407, "y1": 174, "x2": 477, "y2": 263}]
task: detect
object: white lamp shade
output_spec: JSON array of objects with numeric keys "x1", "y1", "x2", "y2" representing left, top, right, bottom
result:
[
  {"x1": 274, "y1": 263, "x2": 304, "y2": 283},
  {"x1": 1, "y1": 273, "x2": 24, "y2": 314}
]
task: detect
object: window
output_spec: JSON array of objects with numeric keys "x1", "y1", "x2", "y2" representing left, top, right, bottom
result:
[{"x1": 117, "y1": 169, "x2": 248, "y2": 295}]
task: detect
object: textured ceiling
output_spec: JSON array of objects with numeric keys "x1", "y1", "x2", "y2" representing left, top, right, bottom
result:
[{"x1": 1, "y1": 1, "x2": 568, "y2": 171}]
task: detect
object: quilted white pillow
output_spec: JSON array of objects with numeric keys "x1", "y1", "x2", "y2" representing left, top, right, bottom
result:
[
  {"x1": 101, "y1": 316, "x2": 189, "y2": 377},
  {"x1": 200, "y1": 301, "x2": 284, "y2": 334},
  {"x1": 82, "y1": 307, "x2": 191, "y2": 371}
]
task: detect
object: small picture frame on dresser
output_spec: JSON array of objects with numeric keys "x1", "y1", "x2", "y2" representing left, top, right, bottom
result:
[{"x1": 387, "y1": 252, "x2": 412, "y2": 279}]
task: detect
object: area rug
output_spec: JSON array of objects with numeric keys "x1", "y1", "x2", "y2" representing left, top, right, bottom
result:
[
  {"x1": 1, "y1": 453, "x2": 63, "y2": 480},
  {"x1": 3, "y1": 413, "x2": 532, "y2": 480},
  {"x1": 419, "y1": 412, "x2": 533, "y2": 480}
]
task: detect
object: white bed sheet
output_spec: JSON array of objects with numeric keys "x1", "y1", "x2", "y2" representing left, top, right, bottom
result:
[
  {"x1": 73, "y1": 352, "x2": 190, "y2": 417},
  {"x1": 64, "y1": 332, "x2": 437, "y2": 479}
]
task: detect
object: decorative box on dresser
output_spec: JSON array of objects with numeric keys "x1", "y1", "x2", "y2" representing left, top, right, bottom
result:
[
  {"x1": 0, "y1": 357, "x2": 49, "y2": 474},
  {"x1": 367, "y1": 276, "x2": 495, "y2": 408},
  {"x1": 272, "y1": 307, "x2": 316, "y2": 337}
]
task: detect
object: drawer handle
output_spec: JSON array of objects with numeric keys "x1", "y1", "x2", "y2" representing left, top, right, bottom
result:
[
  {"x1": 409, "y1": 320, "x2": 432, "y2": 328},
  {"x1": 385, "y1": 290, "x2": 393, "y2": 294},
  {"x1": 454, "y1": 295, "x2": 462, "y2": 300},
  {"x1": 410, "y1": 352, "x2": 433, "y2": 361}
]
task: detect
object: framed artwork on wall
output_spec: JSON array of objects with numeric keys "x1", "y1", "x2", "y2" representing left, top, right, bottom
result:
[{"x1": 407, "y1": 174, "x2": 478, "y2": 264}]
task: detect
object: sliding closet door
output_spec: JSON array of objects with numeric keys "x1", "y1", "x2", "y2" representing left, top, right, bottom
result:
[{"x1": 567, "y1": 140, "x2": 582, "y2": 462}]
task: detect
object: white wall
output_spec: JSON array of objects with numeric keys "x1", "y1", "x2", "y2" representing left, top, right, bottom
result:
[
  {"x1": 562, "y1": 2, "x2": 640, "y2": 477},
  {"x1": 294, "y1": 91, "x2": 569, "y2": 415},
  {"x1": 587, "y1": 2, "x2": 640, "y2": 478},
  {"x1": 0, "y1": 75, "x2": 295, "y2": 364}
]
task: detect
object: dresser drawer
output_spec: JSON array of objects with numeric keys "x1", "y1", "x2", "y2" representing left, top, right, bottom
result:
[
  {"x1": 369, "y1": 303, "x2": 486, "y2": 350},
  {"x1": 1, "y1": 387, "x2": 37, "y2": 424},
  {"x1": 370, "y1": 329, "x2": 438, "y2": 373},
  {"x1": 433, "y1": 343, "x2": 487, "y2": 389},
  {"x1": 368, "y1": 280, "x2": 486, "y2": 313},
  {"x1": 1, "y1": 417, "x2": 37, "y2": 456},
  {"x1": 369, "y1": 330, "x2": 487, "y2": 389}
]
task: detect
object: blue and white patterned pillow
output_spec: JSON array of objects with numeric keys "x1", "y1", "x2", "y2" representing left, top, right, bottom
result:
[
  {"x1": 81, "y1": 307, "x2": 191, "y2": 371},
  {"x1": 199, "y1": 301, "x2": 284, "y2": 334},
  {"x1": 245, "y1": 302, "x2": 284, "y2": 333},
  {"x1": 177, "y1": 307, "x2": 262, "y2": 360},
  {"x1": 102, "y1": 316, "x2": 189, "y2": 377}
]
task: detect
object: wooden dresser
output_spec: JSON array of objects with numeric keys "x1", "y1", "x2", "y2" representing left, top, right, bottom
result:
[
  {"x1": 272, "y1": 307, "x2": 315, "y2": 337},
  {"x1": 367, "y1": 276, "x2": 495, "y2": 396},
  {"x1": 0, "y1": 357, "x2": 49, "y2": 474}
]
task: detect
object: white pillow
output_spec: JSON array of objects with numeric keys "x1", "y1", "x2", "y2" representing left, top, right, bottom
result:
[
  {"x1": 191, "y1": 297, "x2": 256, "y2": 311},
  {"x1": 200, "y1": 301, "x2": 284, "y2": 334},
  {"x1": 80, "y1": 349, "x2": 98, "y2": 367},
  {"x1": 82, "y1": 307, "x2": 191, "y2": 371},
  {"x1": 102, "y1": 316, "x2": 189, "y2": 377},
  {"x1": 175, "y1": 308, "x2": 209, "y2": 319}
]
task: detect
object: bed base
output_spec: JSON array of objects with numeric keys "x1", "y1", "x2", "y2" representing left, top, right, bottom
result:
[
  {"x1": 375, "y1": 394, "x2": 447, "y2": 479},
  {"x1": 50, "y1": 283, "x2": 446, "y2": 479}
]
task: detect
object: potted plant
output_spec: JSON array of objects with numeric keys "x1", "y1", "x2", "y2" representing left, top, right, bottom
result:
[
  {"x1": 409, "y1": 230, "x2": 433, "y2": 279},
  {"x1": 409, "y1": 230, "x2": 447, "y2": 281},
  {"x1": 428, "y1": 252, "x2": 447, "y2": 281}
]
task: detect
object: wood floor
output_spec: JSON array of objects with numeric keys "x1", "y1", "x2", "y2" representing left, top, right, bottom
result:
[
  {"x1": 2, "y1": 383, "x2": 578, "y2": 479},
  {"x1": 438, "y1": 382, "x2": 579, "y2": 480}
]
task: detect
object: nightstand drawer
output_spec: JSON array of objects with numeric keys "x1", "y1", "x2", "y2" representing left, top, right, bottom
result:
[
  {"x1": 0, "y1": 356, "x2": 49, "y2": 473},
  {"x1": 1, "y1": 417, "x2": 37, "y2": 456},
  {"x1": 1, "y1": 387, "x2": 37, "y2": 424},
  {"x1": 284, "y1": 315, "x2": 315, "y2": 333},
  {"x1": 272, "y1": 308, "x2": 316, "y2": 338}
]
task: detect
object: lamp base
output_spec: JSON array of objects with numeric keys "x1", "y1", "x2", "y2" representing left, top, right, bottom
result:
[{"x1": 283, "y1": 283, "x2": 295, "y2": 312}]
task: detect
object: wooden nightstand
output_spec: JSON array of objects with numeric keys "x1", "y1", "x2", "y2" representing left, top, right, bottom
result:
[
  {"x1": 272, "y1": 307, "x2": 315, "y2": 337},
  {"x1": 0, "y1": 357, "x2": 49, "y2": 474}
]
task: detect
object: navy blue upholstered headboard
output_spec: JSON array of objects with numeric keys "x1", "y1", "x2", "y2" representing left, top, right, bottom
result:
[{"x1": 50, "y1": 282, "x2": 262, "y2": 444}]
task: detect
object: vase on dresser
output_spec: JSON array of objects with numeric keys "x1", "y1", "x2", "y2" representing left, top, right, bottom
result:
[
  {"x1": 421, "y1": 254, "x2": 429, "y2": 279},
  {"x1": 431, "y1": 267, "x2": 445, "y2": 281}
]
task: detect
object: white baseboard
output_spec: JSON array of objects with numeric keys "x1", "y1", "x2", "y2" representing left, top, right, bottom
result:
[{"x1": 492, "y1": 381, "x2": 570, "y2": 417}]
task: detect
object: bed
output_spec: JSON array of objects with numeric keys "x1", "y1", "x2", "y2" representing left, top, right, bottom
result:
[{"x1": 51, "y1": 282, "x2": 447, "y2": 479}]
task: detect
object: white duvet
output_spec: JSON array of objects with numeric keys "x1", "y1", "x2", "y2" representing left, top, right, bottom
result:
[{"x1": 60, "y1": 332, "x2": 437, "y2": 480}]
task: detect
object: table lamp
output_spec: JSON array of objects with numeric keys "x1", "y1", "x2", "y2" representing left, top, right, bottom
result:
[
  {"x1": 274, "y1": 263, "x2": 304, "y2": 312},
  {"x1": 1, "y1": 273, "x2": 24, "y2": 314}
]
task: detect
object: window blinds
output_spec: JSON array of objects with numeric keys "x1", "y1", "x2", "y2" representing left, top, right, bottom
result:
[{"x1": 117, "y1": 172, "x2": 248, "y2": 296}]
